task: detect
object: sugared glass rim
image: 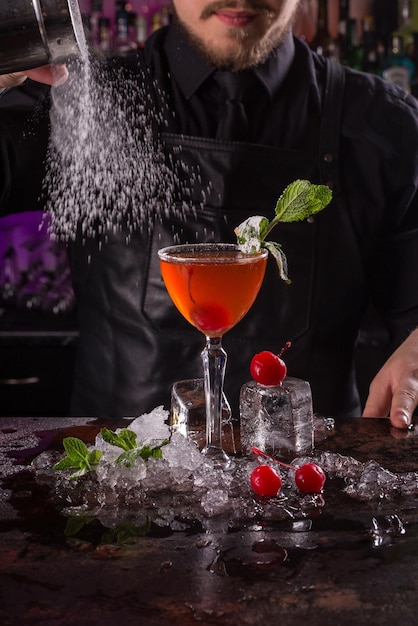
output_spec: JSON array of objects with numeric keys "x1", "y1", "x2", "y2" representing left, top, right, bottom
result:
[{"x1": 158, "y1": 242, "x2": 268, "y2": 263}]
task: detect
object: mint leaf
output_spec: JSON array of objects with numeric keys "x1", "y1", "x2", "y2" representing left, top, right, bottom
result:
[
  {"x1": 116, "y1": 448, "x2": 144, "y2": 467},
  {"x1": 273, "y1": 179, "x2": 333, "y2": 224},
  {"x1": 62, "y1": 437, "x2": 90, "y2": 463},
  {"x1": 263, "y1": 241, "x2": 290, "y2": 283},
  {"x1": 139, "y1": 440, "x2": 169, "y2": 461},
  {"x1": 54, "y1": 436, "x2": 102, "y2": 480},
  {"x1": 54, "y1": 456, "x2": 81, "y2": 471},
  {"x1": 64, "y1": 516, "x2": 94, "y2": 537},
  {"x1": 115, "y1": 439, "x2": 169, "y2": 467},
  {"x1": 116, "y1": 429, "x2": 138, "y2": 450},
  {"x1": 68, "y1": 467, "x2": 91, "y2": 480},
  {"x1": 86, "y1": 449, "x2": 103, "y2": 466},
  {"x1": 100, "y1": 428, "x2": 123, "y2": 448},
  {"x1": 235, "y1": 179, "x2": 332, "y2": 282},
  {"x1": 101, "y1": 428, "x2": 137, "y2": 451}
]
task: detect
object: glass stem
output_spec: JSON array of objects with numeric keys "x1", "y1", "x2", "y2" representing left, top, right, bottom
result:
[{"x1": 201, "y1": 335, "x2": 229, "y2": 464}]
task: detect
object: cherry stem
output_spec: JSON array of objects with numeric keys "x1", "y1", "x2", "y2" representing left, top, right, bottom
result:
[
  {"x1": 251, "y1": 447, "x2": 297, "y2": 471},
  {"x1": 278, "y1": 341, "x2": 291, "y2": 358}
]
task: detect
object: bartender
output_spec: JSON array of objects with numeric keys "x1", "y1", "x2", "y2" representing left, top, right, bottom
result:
[{"x1": 0, "y1": 0, "x2": 418, "y2": 427}]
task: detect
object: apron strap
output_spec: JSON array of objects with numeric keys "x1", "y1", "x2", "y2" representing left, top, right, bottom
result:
[{"x1": 318, "y1": 59, "x2": 346, "y2": 195}]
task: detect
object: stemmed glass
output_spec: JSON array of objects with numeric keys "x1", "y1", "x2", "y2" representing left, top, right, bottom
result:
[{"x1": 158, "y1": 243, "x2": 268, "y2": 466}]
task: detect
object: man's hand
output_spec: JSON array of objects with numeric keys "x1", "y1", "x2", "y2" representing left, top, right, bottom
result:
[
  {"x1": 0, "y1": 65, "x2": 68, "y2": 90},
  {"x1": 363, "y1": 328, "x2": 418, "y2": 428}
]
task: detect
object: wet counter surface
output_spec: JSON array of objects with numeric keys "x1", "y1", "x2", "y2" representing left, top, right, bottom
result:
[{"x1": 1, "y1": 416, "x2": 418, "y2": 626}]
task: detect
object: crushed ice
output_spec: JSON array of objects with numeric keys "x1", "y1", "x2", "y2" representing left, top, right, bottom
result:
[{"x1": 26, "y1": 408, "x2": 418, "y2": 536}]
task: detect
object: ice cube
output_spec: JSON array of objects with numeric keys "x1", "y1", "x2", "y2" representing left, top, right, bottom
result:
[
  {"x1": 370, "y1": 513, "x2": 405, "y2": 547},
  {"x1": 344, "y1": 460, "x2": 400, "y2": 500},
  {"x1": 170, "y1": 379, "x2": 234, "y2": 452},
  {"x1": 239, "y1": 377, "x2": 314, "y2": 459}
]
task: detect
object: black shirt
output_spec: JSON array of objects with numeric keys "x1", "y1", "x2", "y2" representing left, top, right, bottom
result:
[
  {"x1": 142, "y1": 26, "x2": 418, "y2": 332},
  {"x1": 1, "y1": 27, "x2": 418, "y2": 418},
  {"x1": 163, "y1": 29, "x2": 300, "y2": 143},
  {"x1": 146, "y1": 28, "x2": 321, "y2": 150}
]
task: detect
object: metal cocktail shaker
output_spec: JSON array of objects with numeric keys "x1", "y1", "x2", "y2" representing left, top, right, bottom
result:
[{"x1": 0, "y1": 0, "x2": 85, "y2": 75}]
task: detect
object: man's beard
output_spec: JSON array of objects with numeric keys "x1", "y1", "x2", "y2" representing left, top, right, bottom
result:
[{"x1": 171, "y1": 1, "x2": 299, "y2": 71}]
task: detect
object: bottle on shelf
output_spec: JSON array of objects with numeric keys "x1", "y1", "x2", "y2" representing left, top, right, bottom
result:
[
  {"x1": 395, "y1": 0, "x2": 418, "y2": 79},
  {"x1": 406, "y1": 30, "x2": 418, "y2": 69},
  {"x1": 397, "y1": 0, "x2": 414, "y2": 39},
  {"x1": 135, "y1": 14, "x2": 148, "y2": 49},
  {"x1": 151, "y1": 11, "x2": 163, "y2": 33},
  {"x1": 406, "y1": 31, "x2": 418, "y2": 97},
  {"x1": 127, "y1": 10, "x2": 138, "y2": 46},
  {"x1": 98, "y1": 16, "x2": 111, "y2": 53},
  {"x1": 361, "y1": 15, "x2": 384, "y2": 75},
  {"x1": 341, "y1": 18, "x2": 363, "y2": 70},
  {"x1": 337, "y1": 0, "x2": 350, "y2": 62},
  {"x1": 382, "y1": 34, "x2": 415, "y2": 91},
  {"x1": 114, "y1": 1, "x2": 131, "y2": 53},
  {"x1": 310, "y1": 0, "x2": 338, "y2": 59},
  {"x1": 89, "y1": 0, "x2": 103, "y2": 47},
  {"x1": 372, "y1": 0, "x2": 400, "y2": 58},
  {"x1": 160, "y1": 4, "x2": 171, "y2": 27},
  {"x1": 149, "y1": 2, "x2": 171, "y2": 34}
]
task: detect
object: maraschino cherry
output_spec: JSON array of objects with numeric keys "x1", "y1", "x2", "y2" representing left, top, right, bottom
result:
[
  {"x1": 250, "y1": 447, "x2": 326, "y2": 495},
  {"x1": 250, "y1": 465, "x2": 282, "y2": 497},
  {"x1": 250, "y1": 342, "x2": 291, "y2": 386}
]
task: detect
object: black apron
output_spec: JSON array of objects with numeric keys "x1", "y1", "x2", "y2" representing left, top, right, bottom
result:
[{"x1": 69, "y1": 60, "x2": 366, "y2": 419}]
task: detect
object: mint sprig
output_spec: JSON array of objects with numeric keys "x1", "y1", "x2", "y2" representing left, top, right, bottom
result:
[
  {"x1": 54, "y1": 428, "x2": 169, "y2": 478},
  {"x1": 100, "y1": 427, "x2": 138, "y2": 451},
  {"x1": 53, "y1": 437, "x2": 102, "y2": 480},
  {"x1": 101, "y1": 427, "x2": 169, "y2": 468},
  {"x1": 235, "y1": 179, "x2": 332, "y2": 283},
  {"x1": 114, "y1": 442, "x2": 169, "y2": 468}
]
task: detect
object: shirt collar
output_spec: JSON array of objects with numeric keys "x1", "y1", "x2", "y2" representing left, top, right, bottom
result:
[{"x1": 165, "y1": 25, "x2": 296, "y2": 100}]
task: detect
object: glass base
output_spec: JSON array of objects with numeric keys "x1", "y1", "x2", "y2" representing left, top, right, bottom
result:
[
  {"x1": 170, "y1": 378, "x2": 236, "y2": 454},
  {"x1": 201, "y1": 443, "x2": 232, "y2": 470}
]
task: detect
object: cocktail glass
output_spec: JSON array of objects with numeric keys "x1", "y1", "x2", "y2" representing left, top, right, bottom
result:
[{"x1": 158, "y1": 243, "x2": 268, "y2": 466}]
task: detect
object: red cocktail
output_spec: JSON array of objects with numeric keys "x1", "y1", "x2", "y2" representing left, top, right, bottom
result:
[{"x1": 158, "y1": 243, "x2": 268, "y2": 466}]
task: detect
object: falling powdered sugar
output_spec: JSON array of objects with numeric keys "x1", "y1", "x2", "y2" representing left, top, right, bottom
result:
[{"x1": 43, "y1": 47, "x2": 198, "y2": 242}]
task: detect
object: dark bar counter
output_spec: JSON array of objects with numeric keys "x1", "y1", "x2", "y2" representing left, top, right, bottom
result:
[{"x1": 1, "y1": 415, "x2": 418, "y2": 626}]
